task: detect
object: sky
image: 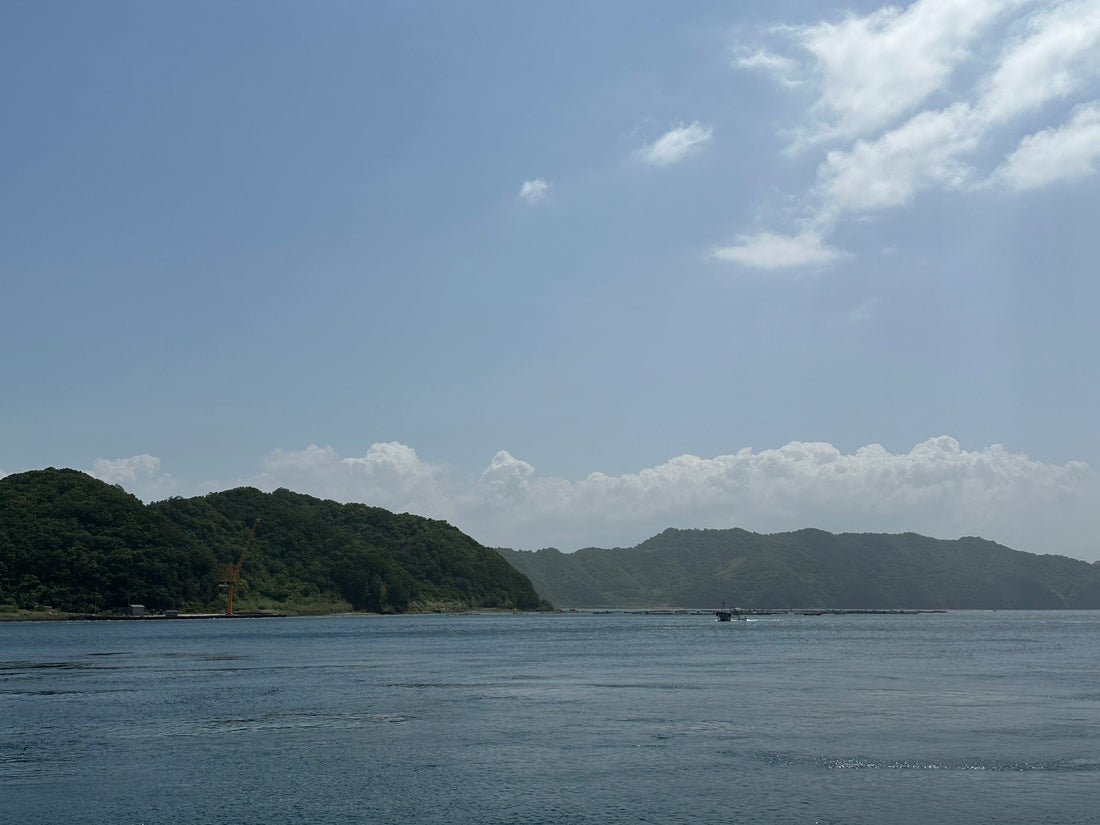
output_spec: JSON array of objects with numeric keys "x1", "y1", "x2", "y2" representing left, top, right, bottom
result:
[{"x1": 4, "y1": 0, "x2": 1100, "y2": 560}]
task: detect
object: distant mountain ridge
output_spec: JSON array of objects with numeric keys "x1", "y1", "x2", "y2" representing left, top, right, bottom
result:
[
  {"x1": 0, "y1": 468, "x2": 543, "y2": 614},
  {"x1": 497, "y1": 528, "x2": 1100, "y2": 609}
]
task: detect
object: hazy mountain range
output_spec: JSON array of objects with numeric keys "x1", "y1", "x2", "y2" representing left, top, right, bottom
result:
[{"x1": 498, "y1": 528, "x2": 1100, "y2": 610}]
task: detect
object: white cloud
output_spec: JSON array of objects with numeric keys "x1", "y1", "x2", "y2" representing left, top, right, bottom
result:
[
  {"x1": 819, "y1": 102, "x2": 978, "y2": 211},
  {"x1": 470, "y1": 436, "x2": 1100, "y2": 560},
  {"x1": 723, "y1": 0, "x2": 1100, "y2": 267},
  {"x1": 90, "y1": 454, "x2": 179, "y2": 500},
  {"x1": 517, "y1": 179, "x2": 549, "y2": 203},
  {"x1": 636, "y1": 122, "x2": 713, "y2": 166},
  {"x1": 250, "y1": 442, "x2": 455, "y2": 517},
  {"x1": 711, "y1": 231, "x2": 840, "y2": 268},
  {"x1": 792, "y1": 0, "x2": 1015, "y2": 143},
  {"x1": 993, "y1": 102, "x2": 1100, "y2": 190},
  {"x1": 734, "y1": 48, "x2": 801, "y2": 85},
  {"x1": 479, "y1": 450, "x2": 535, "y2": 503},
  {"x1": 978, "y1": 0, "x2": 1100, "y2": 125},
  {"x1": 96, "y1": 438, "x2": 1100, "y2": 562}
]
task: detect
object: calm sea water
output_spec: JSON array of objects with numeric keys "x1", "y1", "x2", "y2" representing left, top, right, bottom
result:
[{"x1": 1, "y1": 611, "x2": 1097, "y2": 825}]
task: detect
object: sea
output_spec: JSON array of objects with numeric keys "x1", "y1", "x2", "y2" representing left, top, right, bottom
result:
[{"x1": 1, "y1": 610, "x2": 1097, "y2": 825}]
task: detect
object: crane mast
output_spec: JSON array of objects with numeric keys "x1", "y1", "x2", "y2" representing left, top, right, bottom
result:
[{"x1": 221, "y1": 517, "x2": 260, "y2": 615}]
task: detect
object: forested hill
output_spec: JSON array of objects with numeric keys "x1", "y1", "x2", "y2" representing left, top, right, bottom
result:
[
  {"x1": 497, "y1": 528, "x2": 1100, "y2": 610},
  {"x1": 0, "y1": 468, "x2": 544, "y2": 614}
]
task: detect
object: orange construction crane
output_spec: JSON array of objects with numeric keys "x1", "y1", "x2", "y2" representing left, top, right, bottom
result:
[{"x1": 220, "y1": 517, "x2": 260, "y2": 615}]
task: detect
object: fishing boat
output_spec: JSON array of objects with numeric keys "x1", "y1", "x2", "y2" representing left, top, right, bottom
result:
[{"x1": 716, "y1": 604, "x2": 746, "y2": 621}]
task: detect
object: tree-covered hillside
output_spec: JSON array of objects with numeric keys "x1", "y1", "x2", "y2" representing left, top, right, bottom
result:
[
  {"x1": 0, "y1": 468, "x2": 544, "y2": 614},
  {"x1": 498, "y1": 528, "x2": 1100, "y2": 609}
]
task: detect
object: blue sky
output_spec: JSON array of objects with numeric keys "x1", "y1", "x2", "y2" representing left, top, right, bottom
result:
[{"x1": 5, "y1": 0, "x2": 1100, "y2": 560}]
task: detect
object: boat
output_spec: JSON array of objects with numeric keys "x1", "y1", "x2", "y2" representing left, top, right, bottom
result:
[{"x1": 716, "y1": 603, "x2": 746, "y2": 621}]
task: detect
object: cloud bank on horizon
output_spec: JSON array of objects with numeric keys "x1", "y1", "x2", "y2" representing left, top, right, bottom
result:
[
  {"x1": 83, "y1": 437, "x2": 1100, "y2": 563},
  {"x1": 720, "y1": 0, "x2": 1100, "y2": 268}
]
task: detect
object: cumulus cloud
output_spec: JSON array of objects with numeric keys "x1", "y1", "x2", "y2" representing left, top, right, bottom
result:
[
  {"x1": 249, "y1": 442, "x2": 456, "y2": 518},
  {"x1": 636, "y1": 122, "x2": 713, "y2": 166},
  {"x1": 479, "y1": 450, "x2": 535, "y2": 501},
  {"x1": 95, "y1": 438, "x2": 1100, "y2": 562},
  {"x1": 723, "y1": 0, "x2": 1100, "y2": 268},
  {"x1": 469, "y1": 437, "x2": 1100, "y2": 560},
  {"x1": 517, "y1": 179, "x2": 549, "y2": 203},
  {"x1": 89, "y1": 454, "x2": 179, "y2": 500},
  {"x1": 711, "y1": 231, "x2": 841, "y2": 268}
]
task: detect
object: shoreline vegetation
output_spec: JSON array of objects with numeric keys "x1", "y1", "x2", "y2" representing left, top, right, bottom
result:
[
  {"x1": 0, "y1": 468, "x2": 547, "y2": 616},
  {"x1": 0, "y1": 606, "x2": 954, "y2": 623},
  {"x1": 5, "y1": 468, "x2": 1100, "y2": 615},
  {"x1": 0, "y1": 607, "x2": 540, "y2": 622}
]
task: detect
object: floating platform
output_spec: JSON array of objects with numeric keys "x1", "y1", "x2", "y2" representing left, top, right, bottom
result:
[{"x1": 58, "y1": 611, "x2": 288, "y2": 621}]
